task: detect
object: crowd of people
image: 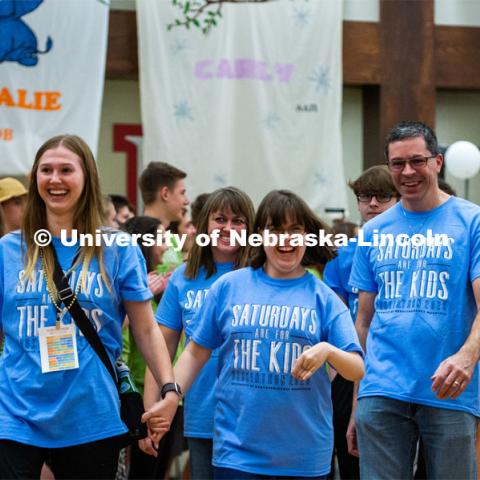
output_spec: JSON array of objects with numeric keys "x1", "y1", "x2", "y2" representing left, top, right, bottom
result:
[{"x1": 0, "y1": 120, "x2": 479, "y2": 480}]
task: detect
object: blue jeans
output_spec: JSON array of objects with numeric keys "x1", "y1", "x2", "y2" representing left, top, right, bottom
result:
[
  {"x1": 187, "y1": 437, "x2": 214, "y2": 480},
  {"x1": 355, "y1": 396, "x2": 477, "y2": 479}
]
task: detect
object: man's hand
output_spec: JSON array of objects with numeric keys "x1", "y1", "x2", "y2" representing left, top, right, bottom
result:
[
  {"x1": 431, "y1": 349, "x2": 476, "y2": 400},
  {"x1": 346, "y1": 415, "x2": 359, "y2": 457}
]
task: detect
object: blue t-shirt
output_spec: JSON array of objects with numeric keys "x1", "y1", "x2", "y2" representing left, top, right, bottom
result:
[
  {"x1": 0, "y1": 233, "x2": 151, "y2": 447},
  {"x1": 324, "y1": 240, "x2": 359, "y2": 319},
  {"x1": 349, "y1": 197, "x2": 480, "y2": 416},
  {"x1": 191, "y1": 266, "x2": 362, "y2": 477},
  {"x1": 155, "y1": 261, "x2": 234, "y2": 439}
]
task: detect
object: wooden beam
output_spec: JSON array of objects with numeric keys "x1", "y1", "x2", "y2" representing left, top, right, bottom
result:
[
  {"x1": 362, "y1": 86, "x2": 381, "y2": 168},
  {"x1": 106, "y1": 11, "x2": 480, "y2": 90},
  {"x1": 379, "y1": 0, "x2": 435, "y2": 156},
  {"x1": 343, "y1": 21, "x2": 380, "y2": 86},
  {"x1": 435, "y1": 26, "x2": 480, "y2": 90},
  {"x1": 106, "y1": 10, "x2": 138, "y2": 80}
]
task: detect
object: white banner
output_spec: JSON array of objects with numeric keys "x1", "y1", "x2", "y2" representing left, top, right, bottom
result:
[
  {"x1": 0, "y1": 0, "x2": 109, "y2": 175},
  {"x1": 138, "y1": 0, "x2": 347, "y2": 213}
]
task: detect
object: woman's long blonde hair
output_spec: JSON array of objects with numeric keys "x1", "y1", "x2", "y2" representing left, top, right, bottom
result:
[{"x1": 22, "y1": 134, "x2": 109, "y2": 291}]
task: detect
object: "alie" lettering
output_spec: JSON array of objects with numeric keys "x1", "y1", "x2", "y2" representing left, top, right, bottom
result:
[{"x1": 0, "y1": 87, "x2": 61, "y2": 111}]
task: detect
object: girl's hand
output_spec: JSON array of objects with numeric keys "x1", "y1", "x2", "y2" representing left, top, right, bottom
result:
[
  {"x1": 147, "y1": 272, "x2": 168, "y2": 295},
  {"x1": 139, "y1": 429, "x2": 159, "y2": 457},
  {"x1": 291, "y1": 342, "x2": 332, "y2": 381},
  {"x1": 141, "y1": 394, "x2": 179, "y2": 436}
]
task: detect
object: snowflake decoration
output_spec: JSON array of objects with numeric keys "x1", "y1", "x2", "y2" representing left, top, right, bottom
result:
[
  {"x1": 170, "y1": 38, "x2": 190, "y2": 56},
  {"x1": 314, "y1": 173, "x2": 329, "y2": 187},
  {"x1": 309, "y1": 67, "x2": 331, "y2": 93},
  {"x1": 293, "y1": 6, "x2": 311, "y2": 27},
  {"x1": 174, "y1": 101, "x2": 193, "y2": 122},
  {"x1": 213, "y1": 174, "x2": 227, "y2": 187},
  {"x1": 263, "y1": 112, "x2": 280, "y2": 130}
]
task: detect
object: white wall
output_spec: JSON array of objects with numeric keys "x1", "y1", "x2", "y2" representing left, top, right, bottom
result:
[
  {"x1": 436, "y1": 91, "x2": 480, "y2": 204},
  {"x1": 343, "y1": 0, "x2": 379, "y2": 22},
  {"x1": 341, "y1": 88, "x2": 363, "y2": 223},
  {"x1": 111, "y1": 0, "x2": 480, "y2": 25},
  {"x1": 435, "y1": 0, "x2": 480, "y2": 26}
]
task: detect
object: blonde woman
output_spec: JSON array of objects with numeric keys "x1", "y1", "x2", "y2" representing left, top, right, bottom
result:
[{"x1": 0, "y1": 135, "x2": 178, "y2": 479}]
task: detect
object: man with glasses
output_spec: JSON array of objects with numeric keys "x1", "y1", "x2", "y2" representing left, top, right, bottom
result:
[
  {"x1": 324, "y1": 165, "x2": 398, "y2": 479},
  {"x1": 348, "y1": 121, "x2": 480, "y2": 478}
]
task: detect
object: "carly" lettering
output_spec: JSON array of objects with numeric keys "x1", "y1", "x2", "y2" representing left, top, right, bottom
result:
[{"x1": 195, "y1": 58, "x2": 294, "y2": 83}]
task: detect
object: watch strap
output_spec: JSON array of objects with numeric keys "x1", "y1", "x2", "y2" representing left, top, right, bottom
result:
[{"x1": 161, "y1": 382, "x2": 183, "y2": 399}]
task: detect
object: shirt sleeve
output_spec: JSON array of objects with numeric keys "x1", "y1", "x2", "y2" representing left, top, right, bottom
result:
[
  {"x1": 155, "y1": 269, "x2": 183, "y2": 332},
  {"x1": 321, "y1": 293, "x2": 363, "y2": 356},
  {"x1": 191, "y1": 286, "x2": 223, "y2": 350},
  {"x1": 470, "y1": 210, "x2": 480, "y2": 283},
  {"x1": 0, "y1": 243, "x2": 3, "y2": 330},
  {"x1": 117, "y1": 243, "x2": 152, "y2": 302},
  {"x1": 323, "y1": 256, "x2": 347, "y2": 301},
  {"x1": 349, "y1": 242, "x2": 377, "y2": 293}
]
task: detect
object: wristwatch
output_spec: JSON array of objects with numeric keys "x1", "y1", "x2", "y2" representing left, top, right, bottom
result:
[{"x1": 161, "y1": 382, "x2": 183, "y2": 400}]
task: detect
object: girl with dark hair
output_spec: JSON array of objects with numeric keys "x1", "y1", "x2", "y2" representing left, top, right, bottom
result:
[
  {"x1": 145, "y1": 189, "x2": 364, "y2": 479},
  {"x1": 0, "y1": 135, "x2": 177, "y2": 479}
]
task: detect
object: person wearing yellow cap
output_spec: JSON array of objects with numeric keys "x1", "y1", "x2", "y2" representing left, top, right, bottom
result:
[{"x1": 0, "y1": 177, "x2": 27, "y2": 236}]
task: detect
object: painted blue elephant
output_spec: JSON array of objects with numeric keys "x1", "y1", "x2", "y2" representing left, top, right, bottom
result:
[{"x1": 0, "y1": 0, "x2": 53, "y2": 66}]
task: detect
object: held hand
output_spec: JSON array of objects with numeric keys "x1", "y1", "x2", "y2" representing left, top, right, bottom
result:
[
  {"x1": 431, "y1": 349, "x2": 476, "y2": 400},
  {"x1": 346, "y1": 415, "x2": 359, "y2": 457},
  {"x1": 141, "y1": 393, "x2": 180, "y2": 434},
  {"x1": 291, "y1": 342, "x2": 331, "y2": 381}
]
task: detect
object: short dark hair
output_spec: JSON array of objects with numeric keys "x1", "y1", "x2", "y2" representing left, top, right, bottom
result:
[
  {"x1": 109, "y1": 194, "x2": 134, "y2": 213},
  {"x1": 332, "y1": 221, "x2": 358, "y2": 239},
  {"x1": 348, "y1": 165, "x2": 399, "y2": 197},
  {"x1": 384, "y1": 121, "x2": 439, "y2": 160},
  {"x1": 139, "y1": 162, "x2": 187, "y2": 206},
  {"x1": 122, "y1": 216, "x2": 161, "y2": 271},
  {"x1": 250, "y1": 190, "x2": 335, "y2": 269},
  {"x1": 190, "y1": 193, "x2": 211, "y2": 228}
]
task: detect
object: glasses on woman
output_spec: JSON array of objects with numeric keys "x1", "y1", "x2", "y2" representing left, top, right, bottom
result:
[
  {"x1": 357, "y1": 193, "x2": 396, "y2": 203},
  {"x1": 387, "y1": 155, "x2": 436, "y2": 172}
]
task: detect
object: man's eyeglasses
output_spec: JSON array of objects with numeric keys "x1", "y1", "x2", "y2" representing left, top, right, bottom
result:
[
  {"x1": 357, "y1": 193, "x2": 396, "y2": 203},
  {"x1": 387, "y1": 155, "x2": 436, "y2": 172}
]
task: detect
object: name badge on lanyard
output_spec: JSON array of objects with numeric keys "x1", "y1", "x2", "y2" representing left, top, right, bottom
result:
[{"x1": 39, "y1": 323, "x2": 79, "y2": 373}]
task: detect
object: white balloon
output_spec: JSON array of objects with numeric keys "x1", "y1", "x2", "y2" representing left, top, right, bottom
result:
[{"x1": 445, "y1": 141, "x2": 480, "y2": 180}]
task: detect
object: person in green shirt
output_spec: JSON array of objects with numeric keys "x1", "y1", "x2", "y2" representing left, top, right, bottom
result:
[{"x1": 121, "y1": 216, "x2": 176, "y2": 479}]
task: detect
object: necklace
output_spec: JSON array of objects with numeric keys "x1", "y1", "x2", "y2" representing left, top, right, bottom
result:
[{"x1": 40, "y1": 248, "x2": 85, "y2": 328}]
